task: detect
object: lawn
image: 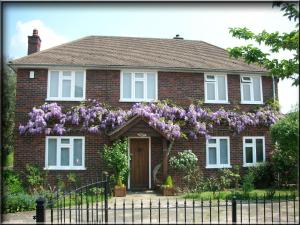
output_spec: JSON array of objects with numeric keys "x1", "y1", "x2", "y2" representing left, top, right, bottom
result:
[{"x1": 184, "y1": 188, "x2": 298, "y2": 200}]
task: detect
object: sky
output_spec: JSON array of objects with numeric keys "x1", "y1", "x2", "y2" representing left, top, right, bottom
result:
[{"x1": 3, "y1": 2, "x2": 299, "y2": 113}]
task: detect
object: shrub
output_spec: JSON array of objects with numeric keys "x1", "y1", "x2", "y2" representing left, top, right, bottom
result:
[
  {"x1": 67, "y1": 173, "x2": 81, "y2": 188},
  {"x1": 242, "y1": 170, "x2": 255, "y2": 195},
  {"x1": 218, "y1": 166, "x2": 241, "y2": 190},
  {"x1": 169, "y1": 150, "x2": 198, "y2": 173},
  {"x1": 2, "y1": 193, "x2": 36, "y2": 213},
  {"x1": 116, "y1": 175, "x2": 125, "y2": 187},
  {"x1": 203, "y1": 177, "x2": 220, "y2": 197},
  {"x1": 25, "y1": 164, "x2": 47, "y2": 193},
  {"x1": 102, "y1": 139, "x2": 129, "y2": 185},
  {"x1": 249, "y1": 162, "x2": 275, "y2": 188},
  {"x1": 164, "y1": 176, "x2": 174, "y2": 188},
  {"x1": 3, "y1": 170, "x2": 25, "y2": 194}
]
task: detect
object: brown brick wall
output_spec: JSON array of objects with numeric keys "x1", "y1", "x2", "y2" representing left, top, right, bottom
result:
[{"x1": 14, "y1": 68, "x2": 276, "y2": 187}]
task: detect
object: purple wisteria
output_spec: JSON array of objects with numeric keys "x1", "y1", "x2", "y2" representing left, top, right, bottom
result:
[{"x1": 19, "y1": 99, "x2": 282, "y2": 140}]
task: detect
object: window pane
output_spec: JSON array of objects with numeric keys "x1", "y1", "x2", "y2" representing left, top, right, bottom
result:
[
  {"x1": 147, "y1": 73, "x2": 156, "y2": 99},
  {"x1": 63, "y1": 71, "x2": 71, "y2": 77},
  {"x1": 242, "y1": 84, "x2": 251, "y2": 101},
  {"x1": 61, "y1": 147, "x2": 70, "y2": 166},
  {"x1": 49, "y1": 71, "x2": 59, "y2": 97},
  {"x1": 135, "y1": 81, "x2": 144, "y2": 98},
  {"x1": 48, "y1": 139, "x2": 57, "y2": 166},
  {"x1": 245, "y1": 139, "x2": 253, "y2": 144},
  {"x1": 135, "y1": 73, "x2": 144, "y2": 79},
  {"x1": 75, "y1": 71, "x2": 84, "y2": 98},
  {"x1": 73, "y1": 139, "x2": 83, "y2": 166},
  {"x1": 206, "y1": 83, "x2": 215, "y2": 100},
  {"x1": 253, "y1": 77, "x2": 261, "y2": 101},
  {"x1": 62, "y1": 80, "x2": 71, "y2": 97},
  {"x1": 208, "y1": 147, "x2": 217, "y2": 164},
  {"x1": 206, "y1": 75, "x2": 215, "y2": 80},
  {"x1": 122, "y1": 73, "x2": 132, "y2": 99},
  {"x1": 61, "y1": 139, "x2": 70, "y2": 144},
  {"x1": 220, "y1": 139, "x2": 228, "y2": 164},
  {"x1": 245, "y1": 147, "x2": 253, "y2": 163},
  {"x1": 217, "y1": 76, "x2": 226, "y2": 100},
  {"x1": 256, "y1": 139, "x2": 264, "y2": 162},
  {"x1": 208, "y1": 139, "x2": 216, "y2": 144}
]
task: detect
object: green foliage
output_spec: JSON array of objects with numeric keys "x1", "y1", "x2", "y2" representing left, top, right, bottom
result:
[
  {"x1": 2, "y1": 193, "x2": 36, "y2": 213},
  {"x1": 270, "y1": 109, "x2": 299, "y2": 186},
  {"x1": 218, "y1": 166, "x2": 241, "y2": 190},
  {"x1": 164, "y1": 176, "x2": 174, "y2": 188},
  {"x1": 265, "y1": 98, "x2": 280, "y2": 111},
  {"x1": 227, "y1": 3, "x2": 299, "y2": 85},
  {"x1": 203, "y1": 177, "x2": 220, "y2": 197},
  {"x1": 67, "y1": 173, "x2": 80, "y2": 188},
  {"x1": 2, "y1": 62, "x2": 16, "y2": 160},
  {"x1": 169, "y1": 150, "x2": 198, "y2": 173},
  {"x1": 25, "y1": 164, "x2": 48, "y2": 193},
  {"x1": 249, "y1": 162, "x2": 275, "y2": 188},
  {"x1": 56, "y1": 175, "x2": 66, "y2": 191},
  {"x1": 242, "y1": 170, "x2": 255, "y2": 194},
  {"x1": 102, "y1": 139, "x2": 129, "y2": 184},
  {"x1": 3, "y1": 170, "x2": 25, "y2": 194},
  {"x1": 116, "y1": 175, "x2": 125, "y2": 187}
]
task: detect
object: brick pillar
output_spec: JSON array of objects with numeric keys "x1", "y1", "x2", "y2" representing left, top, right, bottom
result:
[{"x1": 162, "y1": 139, "x2": 168, "y2": 181}]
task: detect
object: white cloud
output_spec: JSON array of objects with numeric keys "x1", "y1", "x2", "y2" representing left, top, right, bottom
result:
[{"x1": 11, "y1": 19, "x2": 68, "y2": 58}]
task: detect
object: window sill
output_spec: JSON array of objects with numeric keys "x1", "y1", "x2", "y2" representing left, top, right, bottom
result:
[
  {"x1": 119, "y1": 99, "x2": 158, "y2": 103},
  {"x1": 243, "y1": 163, "x2": 265, "y2": 167},
  {"x1": 44, "y1": 167, "x2": 86, "y2": 170},
  {"x1": 240, "y1": 101, "x2": 263, "y2": 105},
  {"x1": 206, "y1": 165, "x2": 232, "y2": 169},
  {"x1": 46, "y1": 98, "x2": 86, "y2": 102},
  {"x1": 204, "y1": 101, "x2": 230, "y2": 104}
]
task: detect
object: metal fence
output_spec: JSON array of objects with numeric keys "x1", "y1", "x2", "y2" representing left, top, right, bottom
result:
[{"x1": 34, "y1": 178, "x2": 299, "y2": 224}]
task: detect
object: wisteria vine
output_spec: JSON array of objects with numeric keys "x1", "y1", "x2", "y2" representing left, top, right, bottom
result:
[{"x1": 19, "y1": 99, "x2": 282, "y2": 140}]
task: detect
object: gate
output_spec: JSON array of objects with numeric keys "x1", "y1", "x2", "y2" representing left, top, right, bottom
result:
[{"x1": 34, "y1": 175, "x2": 110, "y2": 224}]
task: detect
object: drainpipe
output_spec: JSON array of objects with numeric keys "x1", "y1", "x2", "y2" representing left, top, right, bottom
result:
[{"x1": 272, "y1": 75, "x2": 276, "y2": 101}]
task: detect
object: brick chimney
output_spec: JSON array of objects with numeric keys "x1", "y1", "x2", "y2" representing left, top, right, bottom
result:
[{"x1": 28, "y1": 29, "x2": 41, "y2": 55}]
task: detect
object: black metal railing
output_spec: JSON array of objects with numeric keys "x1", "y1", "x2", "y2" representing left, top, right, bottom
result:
[{"x1": 35, "y1": 186, "x2": 299, "y2": 224}]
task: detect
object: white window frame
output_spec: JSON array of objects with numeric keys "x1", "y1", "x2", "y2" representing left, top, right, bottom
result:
[
  {"x1": 206, "y1": 136, "x2": 231, "y2": 168},
  {"x1": 240, "y1": 75, "x2": 263, "y2": 104},
  {"x1": 47, "y1": 70, "x2": 86, "y2": 101},
  {"x1": 45, "y1": 136, "x2": 86, "y2": 170},
  {"x1": 243, "y1": 136, "x2": 266, "y2": 167},
  {"x1": 120, "y1": 70, "x2": 158, "y2": 102},
  {"x1": 204, "y1": 73, "x2": 229, "y2": 104}
]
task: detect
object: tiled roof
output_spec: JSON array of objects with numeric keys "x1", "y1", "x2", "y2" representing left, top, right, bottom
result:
[{"x1": 10, "y1": 35, "x2": 266, "y2": 73}]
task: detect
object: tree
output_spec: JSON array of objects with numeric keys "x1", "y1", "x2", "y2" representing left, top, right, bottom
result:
[
  {"x1": 227, "y1": 2, "x2": 299, "y2": 85},
  {"x1": 2, "y1": 60, "x2": 16, "y2": 166},
  {"x1": 270, "y1": 107, "x2": 299, "y2": 186}
]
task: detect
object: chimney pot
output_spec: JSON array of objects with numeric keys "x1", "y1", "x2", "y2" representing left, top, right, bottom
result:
[
  {"x1": 28, "y1": 29, "x2": 41, "y2": 55},
  {"x1": 173, "y1": 34, "x2": 183, "y2": 40}
]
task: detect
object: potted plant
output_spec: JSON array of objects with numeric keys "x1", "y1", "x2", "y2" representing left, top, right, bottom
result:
[
  {"x1": 114, "y1": 175, "x2": 126, "y2": 197},
  {"x1": 161, "y1": 175, "x2": 175, "y2": 196},
  {"x1": 101, "y1": 139, "x2": 129, "y2": 197}
]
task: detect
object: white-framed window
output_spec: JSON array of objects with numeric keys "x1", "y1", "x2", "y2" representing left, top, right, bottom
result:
[
  {"x1": 206, "y1": 136, "x2": 231, "y2": 168},
  {"x1": 47, "y1": 70, "x2": 86, "y2": 101},
  {"x1": 243, "y1": 136, "x2": 265, "y2": 167},
  {"x1": 204, "y1": 73, "x2": 228, "y2": 103},
  {"x1": 240, "y1": 75, "x2": 263, "y2": 104},
  {"x1": 45, "y1": 136, "x2": 85, "y2": 170},
  {"x1": 120, "y1": 71, "x2": 158, "y2": 102}
]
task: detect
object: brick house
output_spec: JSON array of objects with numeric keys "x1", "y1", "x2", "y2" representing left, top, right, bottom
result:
[{"x1": 9, "y1": 30, "x2": 278, "y2": 190}]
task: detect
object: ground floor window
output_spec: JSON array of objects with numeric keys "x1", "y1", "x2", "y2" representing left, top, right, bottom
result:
[
  {"x1": 45, "y1": 136, "x2": 85, "y2": 170},
  {"x1": 206, "y1": 136, "x2": 230, "y2": 168},
  {"x1": 243, "y1": 136, "x2": 265, "y2": 167}
]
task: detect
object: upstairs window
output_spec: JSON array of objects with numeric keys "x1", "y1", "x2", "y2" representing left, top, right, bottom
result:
[
  {"x1": 206, "y1": 137, "x2": 231, "y2": 168},
  {"x1": 46, "y1": 136, "x2": 85, "y2": 170},
  {"x1": 47, "y1": 70, "x2": 86, "y2": 101},
  {"x1": 240, "y1": 75, "x2": 263, "y2": 104},
  {"x1": 205, "y1": 74, "x2": 228, "y2": 103},
  {"x1": 120, "y1": 71, "x2": 157, "y2": 102},
  {"x1": 243, "y1": 137, "x2": 265, "y2": 167}
]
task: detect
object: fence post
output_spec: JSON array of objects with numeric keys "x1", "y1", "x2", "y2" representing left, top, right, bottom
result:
[
  {"x1": 232, "y1": 196, "x2": 237, "y2": 224},
  {"x1": 104, "y1": 173, "x2": 109, "y2": 223},
  {"x1": 36, "y1": 197, "x2": 46, "y2": 224}
]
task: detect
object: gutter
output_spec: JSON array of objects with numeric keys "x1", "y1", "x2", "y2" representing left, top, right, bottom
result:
[
  {"x1": 272, "y1": 75, "x2": 276, "y2": 100},
  {"x1": 7, "y1": 62, "x2": 268, "y2": 76}
]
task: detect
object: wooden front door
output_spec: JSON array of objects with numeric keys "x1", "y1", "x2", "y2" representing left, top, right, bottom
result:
[{"x1": 130, "y1": 138, "x2": 149, "y2": 190}]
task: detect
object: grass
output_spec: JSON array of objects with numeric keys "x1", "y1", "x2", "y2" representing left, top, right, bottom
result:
[
  {"x1": 3, "y1": 152, "x2": 13, "y2": 167},
  {"x1": 184, "y1": 188, "x2": 298, "y2": 200}
]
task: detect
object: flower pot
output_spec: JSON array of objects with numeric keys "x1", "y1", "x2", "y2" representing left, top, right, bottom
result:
[
  {"x1": 161, "y1": 186, "x2": 175, "y2": 196},
  {"x1": 114, "y1": 185, "x2": 126, "y2": 197}
]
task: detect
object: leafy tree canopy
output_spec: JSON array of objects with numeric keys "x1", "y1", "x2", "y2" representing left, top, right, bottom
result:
[{"x1": 227, "y1": 2, "x2": 299, "y2": 85}]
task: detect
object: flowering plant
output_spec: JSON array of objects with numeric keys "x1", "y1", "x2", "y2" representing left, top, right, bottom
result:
[{"x1": 19, "y1": 99, "x2": 281, "y2": 140}]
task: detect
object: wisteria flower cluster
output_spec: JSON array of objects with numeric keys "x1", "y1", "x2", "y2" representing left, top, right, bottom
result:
[{"x1": 19, "y1": 99, "x2": 282, "y2": 140}]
